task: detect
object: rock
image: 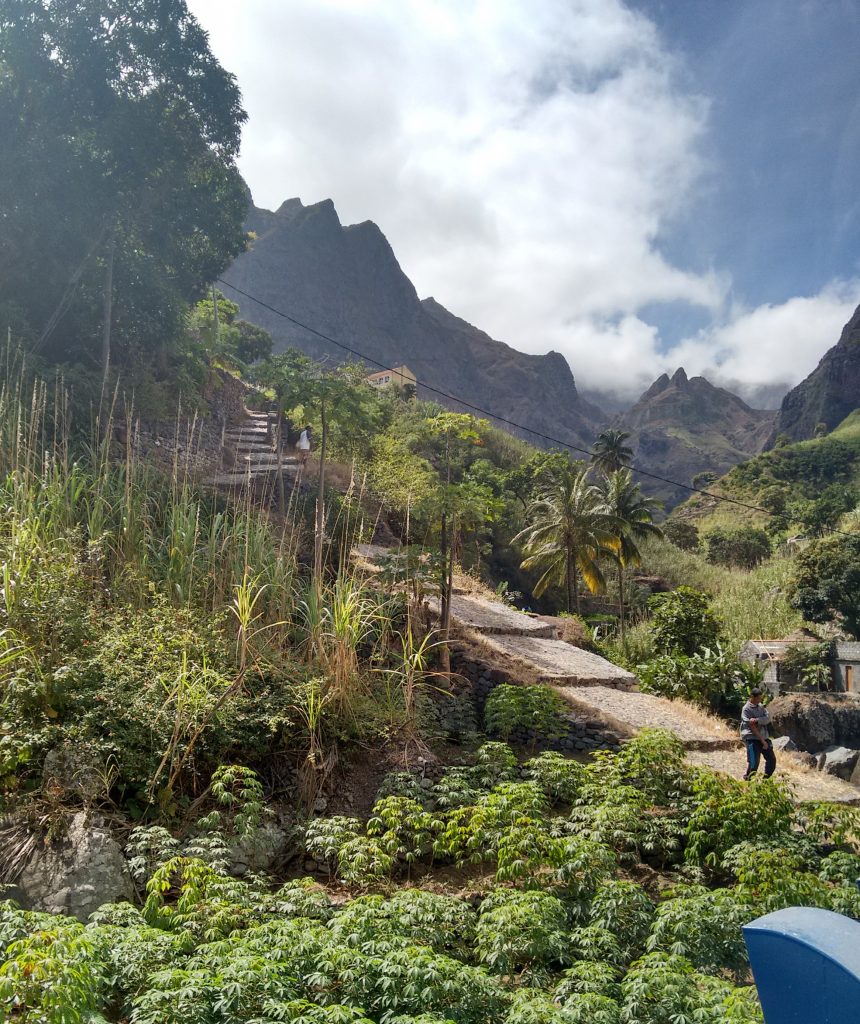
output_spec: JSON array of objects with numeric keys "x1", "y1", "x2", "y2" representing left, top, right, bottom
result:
[
  {"x1": 768, "y1": 302, "x2": 860, "y2": 443},
  {"x1": 313, "y1": 796, "x2": 328, "y2": 813},
  {"x1": 13, "y1": 812, "x2": 134, "y2": 921},
  {"x1": 234, "y1": 189, "x2": 606, "y2": 455},
  {"x1": 796, "y1": 752, "x2": 819, "y2": 769},
  {"x1": 767, "y1": 693, "x2": 860, "y2": 753},
  {"x1": 817, "y1": 752, "x2": 828, "y2": 771},
  {"x1": 42, "y1": 743, "x2": 104, "y2": 801},
  {"x1": 229, "y1": 823, "x2": 289, "y2": 876},
  {"x1": 771, "y1": 736, "x2": 797, "y2": 752},
  {"x1": 822, "y1": 746, "x2": 860, "y2": 780}
]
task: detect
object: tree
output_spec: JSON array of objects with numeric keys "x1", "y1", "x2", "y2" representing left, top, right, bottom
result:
[
  {"x1": 789, "y1": 534, "x2": 860, "y2": 639},
  {"x1": 704, "y1": 526, "x2": 771, "y2": 570},
  {"x1": 256, "y1": 354, "x2": 378, "y2": 584},
  {"x1": 590, "y1": 429, "x2": 633, "y2": 476},
  {"x1": 600, "y1": 470, "x2": 662, "y2": 643},
  {"x1": 0, "y1": 0, "x2": 248, "y2": 382},
  {"x1": 662, "y1": 520, "x2": 699, "y2": 552},
  {"x1": 187, "y1": 291, "x2": 273, "y2": 368},
  {"x1": 504, "y1": 449, "x2": 572, "y2": 510},
  {"x1": 515, "y1": 466, "x2": 618, "y2": 615},
  {"x1": 424, "y1": 413, "x2": 500, "y2": 671},
  {"x1": 648, "y1": 587, "x2": 722, "y2": 656}
]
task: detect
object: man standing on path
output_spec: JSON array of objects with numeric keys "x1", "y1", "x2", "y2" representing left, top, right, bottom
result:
[{"x1": 741, "y1": 687, "x2": 776, "y2": 780}]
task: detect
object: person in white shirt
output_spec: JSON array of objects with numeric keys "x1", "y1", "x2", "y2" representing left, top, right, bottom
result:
[
  {"x1": 296, "y1": 425, "x2": 311, "y2": 465},
  {"x1": 740, "y1": 687, "x2": 776, "y2": 780}
]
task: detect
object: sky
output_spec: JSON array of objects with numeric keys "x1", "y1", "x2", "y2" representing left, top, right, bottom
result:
[{"x1": 186, "y1": 0, "x2": 860, "y2": 407}]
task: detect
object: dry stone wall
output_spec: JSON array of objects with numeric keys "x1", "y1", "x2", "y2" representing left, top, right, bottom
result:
[{"x1": 449, "y1": 647, "x2": 623, "y2": 754}]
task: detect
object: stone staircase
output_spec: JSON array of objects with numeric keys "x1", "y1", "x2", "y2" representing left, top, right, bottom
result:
[
  {"x1": 429, "y1": 588, "x2": 860, "y2": 802},
  {"x1": 208, "y1": 411, "x2": 301, "y2": 490}
]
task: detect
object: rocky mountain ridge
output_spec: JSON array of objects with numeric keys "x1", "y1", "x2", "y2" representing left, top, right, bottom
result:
[
  {"x1": 221, "y1": 197, "x2": 604, "y2": 449},
  {"x1": 768, "y1": 302, "x2": 860, "y2": 444},
  {"x1": 617, "y1": 367, "x2": 776, "y2": 508}
]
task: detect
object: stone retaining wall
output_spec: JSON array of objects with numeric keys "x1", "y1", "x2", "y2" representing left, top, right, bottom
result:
[{"x1": 448, "y1": 647, "x2": 624, "y2": 754}]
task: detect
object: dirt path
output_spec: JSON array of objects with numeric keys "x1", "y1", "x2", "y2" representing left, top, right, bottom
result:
[
  {"x1": 551, "y1": 685, "x2": 735, "y2": 750},
  {"x1": 687, "y1": 748, "x2": 860, "y2": 804}
]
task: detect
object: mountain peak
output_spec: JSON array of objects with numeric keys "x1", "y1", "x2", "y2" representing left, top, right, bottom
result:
[
  {"x1": 768, "y1": 302, "x2": 860, "y2": 444},
  {"x1": 617, "y1": 370, "x2": 776, "y2": 509},
  {"x1": 223, "y1": 196, "x2": 605, "y2": 451}
]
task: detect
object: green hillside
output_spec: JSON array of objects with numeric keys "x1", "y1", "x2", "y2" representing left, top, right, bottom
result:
[{"x1": 672, "y1": 409, "x2": 860, "y2": 538}]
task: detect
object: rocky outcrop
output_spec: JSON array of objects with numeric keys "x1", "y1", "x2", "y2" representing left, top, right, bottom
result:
[
  {"x1": 9, "y1": 812, "x2": 135, "y2": 921},
  {"x1": 768, "y1": 693, "x2": 860, "y2": 753},
  {"x1": 821, "y1": 745, "x2": 860, "y2": 781},
  {"x1": 617, "y1": 368, "x2": 775, "y2": 509},
  {"x1": 768, "y1": 302, "x2": 860, "y2": 444},
  {"x1": 220, "y1": 197, "x2": 605, "y2": 450}
]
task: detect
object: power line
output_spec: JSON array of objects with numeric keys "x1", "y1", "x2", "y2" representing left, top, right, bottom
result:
[{"x1": 216, "y1": 276, "x2": 856, "y2": 534}]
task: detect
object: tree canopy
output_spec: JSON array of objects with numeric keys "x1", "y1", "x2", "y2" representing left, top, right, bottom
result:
[
  {"x1": 0, "y1": 0, "x2": 249, "y2": 378},
  {"x1": 790, "y1": 534, "x2": 860, "y2": 639}
]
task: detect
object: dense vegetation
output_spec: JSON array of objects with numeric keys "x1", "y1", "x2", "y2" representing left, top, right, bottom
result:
[
  {"x1": 3, "y1": 5, "x2": 860, "y2": 1023},
  {"x1": 5, "y1": 731, "x2": 860, "y2": 1023}
]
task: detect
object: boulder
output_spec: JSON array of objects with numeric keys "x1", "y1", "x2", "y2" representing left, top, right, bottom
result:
[
  {"x1": 229, "y1": 823, "x2": 290, "y2": 876},
  {"x1": 821, "y1": 746, "x2": 860, "y2": 780},
  {"x1": 11, "y1": 811, "x2": 134, "y2": 921},
  {"x1": 771, "y1": 736, "x2": 797, "y2": 752},
  {"x1": 42, "y1": 743, "x2": 104, "y2": 802},
  {"x1": 767, "y1": 693, "x2": 860, "y2": 753}
]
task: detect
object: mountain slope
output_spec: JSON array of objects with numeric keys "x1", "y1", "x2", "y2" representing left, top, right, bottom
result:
[
  {"x1": 672, "y1": 409, "x2": 860, "y2": 533},
  {"x1": 220, "y1": 197, "x2": 604, "y2": 448},
  {"x1": 768, "y1": 302, "x2": 860, "y2": 444},
  {"x1": 618, "y1": 368, "x2": 776, "y2": 509}
]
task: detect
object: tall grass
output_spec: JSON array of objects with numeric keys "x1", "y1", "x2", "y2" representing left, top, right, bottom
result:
[
  {"x1": 638, "y1": 536, "x2": 802, "y2": 649},
  {"x1": 0, "y1": 345, "x2": 300, "y2": 627}
]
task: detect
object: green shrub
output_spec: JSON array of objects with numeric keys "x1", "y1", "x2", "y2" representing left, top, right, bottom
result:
[
  {"x1": 475, "y1": 889, "x2": 571, "y2": 975},
  {"x1": 685, "y1": 771, "x2": 795, "y2": 869},
  {"x1": 484, "y1": 684, "x2": 567, "y2": 744},
  {"x1": 525, "y1": 750, "x2": 587, "y2": 805},
  {"x1": 0, "y1": 920, "x2": 107, "y2": 1024},
  {"x1": 637, "y1": 646, "x2": 763, "y2": 714},
  {"x1": 705, "y1": 526, "x2": 771, "y2": 570},
  {"x1": 647, "y1": 885, "x2": 749, "y2": 979},
  {"x1": 647, "y1": 587, "x2": 722, "y2": 656},
  {"x1": 588, "y1": 880, "x2": 654, "y2": 965}
]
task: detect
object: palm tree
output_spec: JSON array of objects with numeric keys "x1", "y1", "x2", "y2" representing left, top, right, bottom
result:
[
  {"x1": 600, "y1": 469, "x2": 663, "y2": 643},
  {"x1": 590, "y1": 429, "x2": 633, "y2": 475},
  {"x1": 515, "y1": 466, "x2": 619, "y2": 615}
]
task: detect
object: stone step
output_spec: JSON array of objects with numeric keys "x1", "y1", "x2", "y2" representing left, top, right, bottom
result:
[
  {"x1": 480, "y1": 634, "x2": 638, "y2": 689},
  {"x1": 209, "y1": 467, "x2": 298, "y2": 486},
  {"x1": 232, "y1": 443, "x2": 276, "y2": 454},
  {"x1": 225, "y1": 430, "x2": 271, "y2": 443},
  {"x1": 428, "y1": 594, "x2": 556, "y2": 639},
  {"x1": 549, "y1": 684, "x2": 736, "y2": 751},
  {"x1": 240, "y1": 454, "x2": 299, "y2": 466}
]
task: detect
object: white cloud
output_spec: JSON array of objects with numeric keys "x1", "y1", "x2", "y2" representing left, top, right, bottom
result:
[
  {"x1": 667, "y1": 281, "x2": 860, "y2": 404},
  {"x1": 187, "y1": 0, "x2": 856, "y2": 403}
]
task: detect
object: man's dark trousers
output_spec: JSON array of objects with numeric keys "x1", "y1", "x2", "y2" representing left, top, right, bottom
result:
[{"x1": 744, "y1": 738, "x2": 776, "y2": 779}]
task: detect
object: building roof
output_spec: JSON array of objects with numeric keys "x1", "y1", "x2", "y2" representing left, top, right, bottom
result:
[
  {"x1": 834, "y1": 642, "x2": 860, "y2": 661},
  {"x1": 742, "y1": 641, "x2": 795, "y2": 657}
]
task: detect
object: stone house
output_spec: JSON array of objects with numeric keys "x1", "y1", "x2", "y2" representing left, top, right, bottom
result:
[
  {"x1": 740, "y1": 630, "x2": 860, "y2": 696},
  {"x1": 739, "y1": 638, "x2": 814, "y2": 696},
  {"x1": 833, "y1": 642, "x2": 860, "y2": 694}
]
